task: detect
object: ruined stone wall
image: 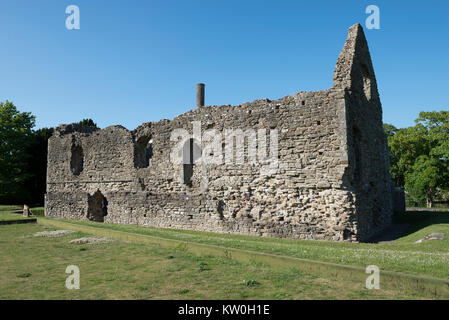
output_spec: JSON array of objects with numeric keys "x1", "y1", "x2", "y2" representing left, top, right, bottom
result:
[
  {"x1": 332, "y1": 24, "x2": 393, "y2": 240},
  {"x1": 46, "y1": 23, "x2": 393, "y2": 242}
]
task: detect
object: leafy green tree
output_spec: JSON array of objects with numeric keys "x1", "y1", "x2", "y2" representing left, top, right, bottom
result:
[
  {"x1": 1, "y1": 101, "x2": 99, "y2": 204},
  {"x1": 415, "y1": 111, "x2": 449, "y2": 159},
  {"x1": 383, "y1": 123, "x2": 398, "y2": 138},
  {"x1": 385, "y1": 111, "x2": 449, "y2": 207},
  {"x1": 24, "y1": 127, "x2": 54, "y2": 204},
  {"x1": 77, "y1": 118, "x2": 98, "y2": 128},
  {"x1": 384, "y1": 124, "x2": 430, "y2": 187},
  {"x1": 0, "y1": 101, "x2": 36, "y2": 203},
  {"x1": 405, "y1": 155, "x2": 449, "y2": 207}
]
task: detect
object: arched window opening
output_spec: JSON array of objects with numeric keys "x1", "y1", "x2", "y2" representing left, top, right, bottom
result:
[
  {"x1": 183, "y1": 138, "x2": 201, "y2": 186},
  {"x1": 87, "y1": 190, "x2": 108, "y2": 222},
  {"x1": 70, "y1": 144, "x2": 84, "y2": 176},
  {"x1": 134, "y1": 136, "x2": 153, "y2": 168}
]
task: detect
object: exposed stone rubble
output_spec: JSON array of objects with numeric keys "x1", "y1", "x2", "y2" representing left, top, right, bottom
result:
[
  {"x1": 415, "y1": 233, "x2": 445, "y2": 244},
  {"x1": 70, "y1": 237, "x2": 114, "y2": 244},
  {"x1": 33, "y1": 230, "x2": 75, "y2": 237},
  {"x1": 45, "y1": 24, "x2": 395, "y2": 242}
]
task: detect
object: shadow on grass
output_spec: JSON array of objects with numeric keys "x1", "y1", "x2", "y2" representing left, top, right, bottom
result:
[
  {"x1": 394, "y1": 209, "x2": 449, "y2": 237},
  {"x1": 367, "y1": 209, "x2": 449, "y2": 243}
]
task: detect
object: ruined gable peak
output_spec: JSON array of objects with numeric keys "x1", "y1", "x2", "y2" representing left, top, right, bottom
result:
[{"x1": 333, "y1": 23, "x2": 379, "y2": 101}]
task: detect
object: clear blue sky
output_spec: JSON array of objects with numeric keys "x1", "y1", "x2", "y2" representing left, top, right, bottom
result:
[{"x1": 0, "y1": 0, "x2": 448, "y2": 130}]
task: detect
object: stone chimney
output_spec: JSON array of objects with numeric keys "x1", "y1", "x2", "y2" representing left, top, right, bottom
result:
[{"x1": 196, "y1": 83, "x2": 205, "y2": 108}]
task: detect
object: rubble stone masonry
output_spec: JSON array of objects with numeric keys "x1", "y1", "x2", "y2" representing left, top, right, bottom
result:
[{"x1": 46, "y1": 24, "x2": 394, "y2": 242}]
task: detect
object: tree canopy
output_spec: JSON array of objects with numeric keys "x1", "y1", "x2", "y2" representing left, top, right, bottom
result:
[
  {"x1": 0, "y1": 101, "x2": 97, "y2": 204},
  {"x1": 0, "y1": 101, "x2": 36, "y2": 202},
  {"x1": 385, "y1": 111, "x2": 449, "y2": 207},
  {"x1": 77, "y1": 118, "x2": 98, "y2": 128}
]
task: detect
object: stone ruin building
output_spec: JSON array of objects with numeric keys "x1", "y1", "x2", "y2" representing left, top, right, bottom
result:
[{"x1": 45, "y1": 24, "x2": 398, "y2": 242}]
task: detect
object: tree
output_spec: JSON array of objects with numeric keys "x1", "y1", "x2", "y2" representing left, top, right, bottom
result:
[
  {"x1": 384, "y1": 124, "x2": 429, "y2": 187},
  {"x1": 405, "y1": 155, "x2": 449, "y2": 208},
  {"x1": 1, "y1": 101, "x2": 98, "y2": 205},
  {"x1": 24, "y1": 127, "x2": 54, "y2": 204},
  {"x1": 0, "y1": 101, "x2": 36, "y2": 203},
  {"x1": 385, "y1": 111, "x2": 449, "y2": 207},
  {"x1": 77, "y1": 118, "x2": 98, "y2": 128},
  {"x1": 415, "y1": 111, "x2": 449, "y2": 160},
  {"x1": 383, "y1": 123, "x2": 398, "y2": 138}
]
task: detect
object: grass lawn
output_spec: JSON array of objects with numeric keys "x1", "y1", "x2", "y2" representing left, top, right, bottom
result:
[
  {"x1": 0, "y1": 206, "x2": 448, "y2": 299},
  {"x1": 41, "y1": 210, "x2": 449, "y2": 280},
  {"x1": 0, "y1": 212, "x2": 34, "y2": 222},
  {"x1": 0, "y1": 206, "x2": 44, "y2": 221},
  {"x1": 0, "y1": 223, "x2": 433, "y2": 300},
  {"x1": 0, "y1": 205, "x2": 21, "y2": 212},
  {"x1": 29, "y1": 207, "x2": 45, "y2": 217}
]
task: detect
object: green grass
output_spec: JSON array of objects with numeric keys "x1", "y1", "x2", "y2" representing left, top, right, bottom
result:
[
  {"x1": 0, "y1": 223, "x2": 435, "y2": 300},
  {"x1": 0, "y1": 205, "x2": 21, "y2": 212},
  {"x1": 0, "y1": 211, "x2": 34, "y2": 221},
  {"x1": 40, "y1": 217, "x2": 449, "y2": 298},
  {"x1": 0, "y1": 206, "x2": 44, "y2": 221},
  {"x1": 30, "y1": 207, "x2": 45, "y2": 217},
  {"x1": 1, "y1": 206, "x2": 448, "y2": 299},
  {"x1": 40, "y1": 210, "x2": 449, "y2": 280}
]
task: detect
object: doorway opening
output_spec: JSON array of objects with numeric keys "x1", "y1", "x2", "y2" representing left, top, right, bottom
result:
[{"x1": 88, "y1": 190, "x2": 108, "y2": 222}]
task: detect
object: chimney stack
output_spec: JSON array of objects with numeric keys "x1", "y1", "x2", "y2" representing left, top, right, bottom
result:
[{"x1": 196, "y1": 83, "x2": 205, "y2": 108}]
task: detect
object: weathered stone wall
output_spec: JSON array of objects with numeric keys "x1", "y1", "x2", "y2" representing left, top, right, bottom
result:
[
  {"x1": 332, "y1": 24, "x2": 393, "y2": 239},
  {"x1": 45, "y1": 23, "x2": 393, "y2": 242}
]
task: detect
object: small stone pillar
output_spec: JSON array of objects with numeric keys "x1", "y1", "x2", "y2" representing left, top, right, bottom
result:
[
  {"x1": 196, "y1": 83, "x2": 205, "y2": 108},
  {"x1": 23, "y1": 204, "x2": 31, "y2": 217}
]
